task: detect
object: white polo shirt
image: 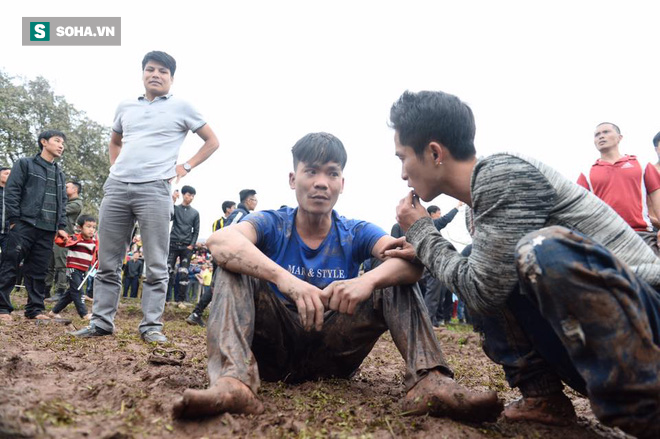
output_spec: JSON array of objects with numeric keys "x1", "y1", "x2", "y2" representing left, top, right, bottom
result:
[{"x1": 110, "y1": 94, "x2": 206, "y2": 183}]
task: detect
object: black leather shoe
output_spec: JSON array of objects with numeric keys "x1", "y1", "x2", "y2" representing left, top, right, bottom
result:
[
  {"x1": 69, "y1": 324, "x2": 112, "y2": 338},
  {"x1": 185, "y1": 312, "x2": 205, "y2": 327},
  {"x1": 141, "y1": 329, "x2": 168, "y2": 344}
]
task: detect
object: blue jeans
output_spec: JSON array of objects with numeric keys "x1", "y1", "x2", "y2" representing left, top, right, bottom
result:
[{"x1": 473, "y1": 226, "x2": 660, "y2": 435}]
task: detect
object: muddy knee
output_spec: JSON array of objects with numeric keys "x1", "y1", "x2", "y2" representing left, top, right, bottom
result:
[{"x1": 515, "y1": 226, "x2": 579, "y2": 286}]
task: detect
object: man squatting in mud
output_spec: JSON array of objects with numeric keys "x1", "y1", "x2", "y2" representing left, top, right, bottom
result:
[
  {"x1": 387, "y1": 90, "x2": 660, "y2": 439},
  {"x1": 173, "y1": 132, "x2": 503, "y2": 421}
]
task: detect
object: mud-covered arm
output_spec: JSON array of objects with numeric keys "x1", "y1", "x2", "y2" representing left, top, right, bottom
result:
[
  {"x1": 323, "y1": 235, "x2": 423, "y2": 316},
  {"x1": 406, "y1": 156, "x2": 555, "y2": 314},
  {"x1": 207, "y1": 222, "x2": 326, "y2": 331},
  {"x1": 367, "y1": 235, "x2": 423, "y2": 287}
]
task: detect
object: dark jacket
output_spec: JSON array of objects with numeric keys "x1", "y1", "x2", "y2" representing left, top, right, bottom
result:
[
  {"x1": 212, "y1": 216, "x2": 229, "y2": 232},
  {"x1": 0, "y1": 186, "x2": 8, "y2": 234},
  {"x1": 170, "y1": 204, "x2": 200, "y2": 245},
  {"x1": 5, "y1": 154, "x2": 67, "y2": 230},
  {"x1": 433, "y1": 208, "x2": 458, "y2": 231},
  {"x1": 390, "y1": 223, "x2": 404, "y2": 238},
  {"x1": 225, "y1": 202, "x2": 250, "y2": 226},
  {"x1": 124, "y1": 258, "x2": 144, "y2": 278}
]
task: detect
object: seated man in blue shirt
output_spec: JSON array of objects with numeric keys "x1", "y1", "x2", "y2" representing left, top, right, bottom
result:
[{"x1": 172, "y1": 132, "x2": 502, "y2": 421}]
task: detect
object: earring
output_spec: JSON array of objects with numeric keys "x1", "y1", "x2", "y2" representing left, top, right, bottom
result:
[{"x1": 437, "y1": 161, "x2": 443, "y2": 165}]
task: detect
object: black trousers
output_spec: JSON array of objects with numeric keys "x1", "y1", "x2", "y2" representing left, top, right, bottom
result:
[
  {"x1": 52, "y1": 268, "x2": 88, "y2": 317},
  {"x1": 167, "y1": 243, "x2": 192, "y2": 302},
  {"x1": 123, "y1": 275, "x2": 140, "y2": 298},
  {"x1": 193, "y1": 284, "x2": 213, "y2": 315},
  {"x1": 0, "y1": 221, "x2": 55, "y2": 317},
  {"x1": 0, "y1": 233, "x2": 8, "y2": 254}
]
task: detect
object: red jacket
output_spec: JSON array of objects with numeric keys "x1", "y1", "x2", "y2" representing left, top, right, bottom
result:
[{"x1": 54, "y1": 233, "x2": 98, "y2": 271}]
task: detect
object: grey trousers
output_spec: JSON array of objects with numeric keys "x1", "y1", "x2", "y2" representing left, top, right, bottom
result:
[
  {"x1": 207, "y1": 268, "x2": 451, "y2": 395},
  {"x1": 92, "y1": 177, "x2": 172, "y2": 334}
]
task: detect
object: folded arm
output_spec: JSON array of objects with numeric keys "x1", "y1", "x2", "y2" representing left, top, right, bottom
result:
[{"x1": 322, "y1": 235, "x2": 423, "y2": 315}]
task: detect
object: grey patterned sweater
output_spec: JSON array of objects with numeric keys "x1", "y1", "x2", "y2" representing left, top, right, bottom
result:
[{"x1": 406, "y1": 153, "x2": 660, "y2": 315}]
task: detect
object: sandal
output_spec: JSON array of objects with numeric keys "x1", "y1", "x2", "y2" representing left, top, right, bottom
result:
[{"x1": 32, "y1": 314, "x2": 72, "y2": 325}]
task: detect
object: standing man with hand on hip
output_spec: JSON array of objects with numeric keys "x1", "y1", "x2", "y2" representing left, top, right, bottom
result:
[{"x1": 71, "y1": 51, "x2": 219, "y2": 343}]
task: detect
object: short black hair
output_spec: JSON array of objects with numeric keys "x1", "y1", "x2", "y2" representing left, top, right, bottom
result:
[
  {"x1": 68, "y1": 180, "x2": 82, "y2": 195},
  {"x1": 596, "y1": 122, "x2": 621, "y2": 135},
  {"x1": 653, "y1": 131, "x2": 660, "y2": 148},
  {"x1": 77, "y1": 214, "x2": 96, "y2": 226},
  {"x1": 292, "y1": 132, "x2": 348, "y2": 170},
  {"x1": 239, "y1": 189, "x2": 256, "y2": 203},
  {"x1": 0, "y1": 166, "x2": 10, "y2": 173},
  {"x1": 181, "y1": 185, "x2": 196, "y2": 195},
  {"x1": 389, "y1": 90, "x2": 476, "y2": 161},
  {"x1": 37, "y1": 130, "x2": 66, "y2": 151},
  {"x1": 142, "y1": 51, "x2": 176, "y2": 76},
  {"x1": 427, "y1": 205, "x2": 440, "y2": 215},
  {"x1": 222, "y1": 201, "x2": 236, "y2": 213}
]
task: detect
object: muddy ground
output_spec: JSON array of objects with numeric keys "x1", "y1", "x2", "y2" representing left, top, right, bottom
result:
[{"x1": 0, "y1": 289, "x2": 632, "y2": 439}]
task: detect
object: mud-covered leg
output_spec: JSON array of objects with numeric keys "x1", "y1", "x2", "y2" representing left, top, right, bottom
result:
[
  {"x1": 172, "y1": 269, "x2": 264, "y2": 418},
  {"x1": 515, "y1": 226, "x2": 660, "y2": 438},
  {"x1": 380, "y1": 283, "x2": 503, "y2": 422}
]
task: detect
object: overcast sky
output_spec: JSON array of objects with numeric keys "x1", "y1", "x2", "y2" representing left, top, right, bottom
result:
[{"x1": 4, "y1": 1, "x2": 660, "y2": 246}]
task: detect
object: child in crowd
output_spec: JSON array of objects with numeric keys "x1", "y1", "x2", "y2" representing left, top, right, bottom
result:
[
  {"x1": 197, "y1": 263, "x2": 212, "y2": 295},
  {"x1": 48, "y1": 215, "x2": 97, "y2": 320}
]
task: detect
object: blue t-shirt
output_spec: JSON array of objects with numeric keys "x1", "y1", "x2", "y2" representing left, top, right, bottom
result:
[{"x1": 245, "y1": 207, "x2": 386, "y2": 301}]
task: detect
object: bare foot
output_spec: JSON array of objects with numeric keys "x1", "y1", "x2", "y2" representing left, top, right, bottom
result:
[
  {"x1": 402, "y1": 370, "x2": 503, "y2": 422},
  {"x1": 33, "y1": 314, "x2": 52, "y2": 320},
  {"x1": 172, "y1": 377, "x2": 264, "y2": 419},
  {"x1": 503, "y1": 393, "x2": 576, "y2": 426}
]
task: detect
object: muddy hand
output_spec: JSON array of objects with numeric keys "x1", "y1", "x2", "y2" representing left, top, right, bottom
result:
[
  {"x1": 279, "y1": 276, "x2": 325, "y2": 331},
  {"x1": 322, "y1": 278, "x2": 373, "y2": 315},
  {"x1": 382, "y1": 236, "x2": 417, "y2": 262}
]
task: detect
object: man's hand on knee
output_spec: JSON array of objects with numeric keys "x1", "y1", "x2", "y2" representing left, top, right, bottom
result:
[
  {"x1": 278, "y1": 276, "x2": 325, "y2": 332},
  {"x1": 322, "y1": 278, "x2": 373, "y2": 315}
]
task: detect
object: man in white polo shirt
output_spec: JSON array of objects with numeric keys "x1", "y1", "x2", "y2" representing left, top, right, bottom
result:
[{"x1": 71, "y1": 51, "x2": 219, "y2": 343}]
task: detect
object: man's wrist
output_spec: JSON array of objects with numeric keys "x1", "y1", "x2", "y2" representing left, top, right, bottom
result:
[{"x1": 182, "y1": 162, "x2": 192, "y2": 173}]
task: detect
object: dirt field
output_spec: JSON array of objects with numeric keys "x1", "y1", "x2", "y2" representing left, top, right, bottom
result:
[{"x1": 0, "y1": 289, "x2": 632, "y2": 439}]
